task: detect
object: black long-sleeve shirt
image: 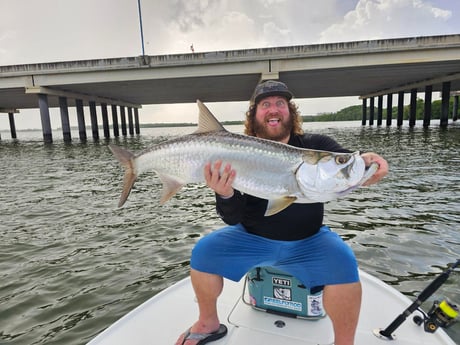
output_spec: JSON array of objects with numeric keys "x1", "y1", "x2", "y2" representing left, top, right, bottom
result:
[{"x1": 215, "y1": 133, "x2": 350, "y2": 241}]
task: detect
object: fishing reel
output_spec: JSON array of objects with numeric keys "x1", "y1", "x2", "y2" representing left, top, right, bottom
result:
[
  {"x1": 413, "y1": 299, "x2": 458, "y2": 333},
  {"x1": 376, "y1": 260, "x2": 459, "y2": 340}
]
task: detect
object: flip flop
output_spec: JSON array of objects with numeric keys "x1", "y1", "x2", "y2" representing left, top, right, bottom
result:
[{"x1": 180, "y1": 324, "x2": 228, "y2": 345}]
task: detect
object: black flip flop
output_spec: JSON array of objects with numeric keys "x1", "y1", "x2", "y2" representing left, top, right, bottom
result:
[{"x1": 180, "y1": 324, "x2": 228, "y2": 345}]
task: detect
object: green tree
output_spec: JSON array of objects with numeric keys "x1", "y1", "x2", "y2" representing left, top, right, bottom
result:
[{"x1": 304, "y1": 98, "x2": 456, "y2": 122}]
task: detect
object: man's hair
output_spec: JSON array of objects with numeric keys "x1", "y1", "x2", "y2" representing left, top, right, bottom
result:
[{"x1": 244, "y1": 101, "x2": 304, "y2": 136}]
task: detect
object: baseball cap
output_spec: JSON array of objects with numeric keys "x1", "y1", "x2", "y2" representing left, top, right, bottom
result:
[{"x1": 251, "y1": 80, "x2": 294, "y2": 104}]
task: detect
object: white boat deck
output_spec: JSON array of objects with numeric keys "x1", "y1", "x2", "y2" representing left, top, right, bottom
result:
[{"x1": 87, "y1": 271, "x2": 456, "y2": 345}]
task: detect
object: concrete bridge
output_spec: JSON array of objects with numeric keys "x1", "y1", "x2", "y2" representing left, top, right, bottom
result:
[{"x1": 1, "y1": 34, "x2": 459, "y2": 142}]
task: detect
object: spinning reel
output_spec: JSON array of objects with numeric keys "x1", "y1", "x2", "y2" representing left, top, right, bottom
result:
[{"x1": 413, "y1": 299, "x2": 458, "y2": 333}]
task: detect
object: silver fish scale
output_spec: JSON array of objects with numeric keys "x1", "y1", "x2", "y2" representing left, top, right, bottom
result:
[{"x1": 134, "y1": 131, "x2": 304, "y2": 199}]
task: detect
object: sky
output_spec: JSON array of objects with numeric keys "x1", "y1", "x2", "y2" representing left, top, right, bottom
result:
[{"x1": 0, "y1": 0, "x2": 459, "y2": 131}]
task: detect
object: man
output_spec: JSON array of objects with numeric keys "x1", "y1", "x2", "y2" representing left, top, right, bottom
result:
[{"x1": 176, "y1": 80, "x2": 389, "y2": 345}]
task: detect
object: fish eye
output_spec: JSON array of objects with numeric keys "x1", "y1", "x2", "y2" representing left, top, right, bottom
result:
[{"x1": 335, "y1": 155, "x2": 350, "y2": 165}]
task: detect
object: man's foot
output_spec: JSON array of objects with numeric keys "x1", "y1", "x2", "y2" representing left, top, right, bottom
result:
[{"x1": 177, "y1": 324, "x2": 227, "y2": 345}]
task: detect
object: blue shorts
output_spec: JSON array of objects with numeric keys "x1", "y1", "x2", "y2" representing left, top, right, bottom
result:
[{"x1": 191, "y1": 224, "x2": 359, "y2": 287}]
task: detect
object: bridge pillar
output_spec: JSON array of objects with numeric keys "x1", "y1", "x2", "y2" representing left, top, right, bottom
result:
[
  {"x1": 386, "y1": 93, "x2": 393, "y2": 126},
  {"x1": 127, "y1": 107, "x2": 134, "y2": 135},
  {"x1": 89, "y1": 101, "x2": 99, "y2": 140},
  {"x1": 101, "y1": 103, "x2": 110, "y2": 138},
  {"x1": 453, "y1": 95, "x2": 458, "y2": 122},
  {"x1": 120, "y1": 106, "x2": 127, "y2": 136},
  {"x1": 423, "y1": 85, "x2": 432, "y2": 127},
  {"x1": 76, "y1": 99, "x2": 87, "y2": 141},
  {"x1": 8, "y1": 112, "x2": 17, "y2": 139},
  {"x1": 369, "y1": 97, "x2": 375, "y2": 126},
  {"x1": 111, "y1": 105, "x2": 120, "y2": 137},
  {"x1": 134, "y1": 108, "x2": 140, "y2": 134},
  {"x1": 440, "y1": 81, "x2": 451, "y2": 127},
  {"x1": 59, "y1": 97, "x2": 71, "y2": 142},
  {"x1": 38, "y1": 93, "x2": 53, "y2": 143},
  {"x1": 397, "y1": 91, "x2": 404, "y2": 126},
  {"x1": 361, "y1": 98, "x2": 367, "y2": 125},
  {"x1": 377, "y1": 95, "x2": 383, "y2": 126},
  {"x1": 409, "y1": 88, "x2": 417, "y2": 127}
]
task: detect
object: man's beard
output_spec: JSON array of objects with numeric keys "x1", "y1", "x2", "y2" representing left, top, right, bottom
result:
[{"x1": 252, "y1": 115, "x2": 293, "y2": 141}]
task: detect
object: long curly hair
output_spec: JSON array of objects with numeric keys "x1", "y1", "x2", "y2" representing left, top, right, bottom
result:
[{"x1": 244, "y1": 101, "x2": 304, "y2": 136}]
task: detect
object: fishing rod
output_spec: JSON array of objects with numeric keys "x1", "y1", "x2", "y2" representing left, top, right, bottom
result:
[{"x1": 374, "y1": 259, "x2": 459, "y2": 340}]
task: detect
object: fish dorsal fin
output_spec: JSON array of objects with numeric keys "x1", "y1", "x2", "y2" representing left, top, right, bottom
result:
[
  {"x1": 157, "y1": 173, "x2": 185, "y2": 204},
  {"x1": 195, "y1": 99, "x2": 226, "y2": 134},
  {"x1": 265, "y1": 196, "x2": 297, "y2": 216}
]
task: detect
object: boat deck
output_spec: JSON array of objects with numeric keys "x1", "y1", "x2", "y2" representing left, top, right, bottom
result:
[{"x1": 87, "y1": 271, "x2": 456, "y2": 345}]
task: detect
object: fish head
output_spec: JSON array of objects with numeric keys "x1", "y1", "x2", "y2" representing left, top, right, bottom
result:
[{"x1": 295, "y1": 151, "x2": 366, "y2": 202}]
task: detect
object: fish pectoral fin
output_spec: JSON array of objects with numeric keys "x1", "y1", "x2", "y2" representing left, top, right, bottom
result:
[
  {"x1": 158, "y1": 173, "x2": 185, "y2": 204},
  {"x1": 265, "y1": 196, "x2": 297, "y2": 216}
]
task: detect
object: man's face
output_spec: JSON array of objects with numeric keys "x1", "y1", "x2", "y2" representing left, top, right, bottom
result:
[{"x1": 253, "y1": 96, "x2": 292, "y2": 143}]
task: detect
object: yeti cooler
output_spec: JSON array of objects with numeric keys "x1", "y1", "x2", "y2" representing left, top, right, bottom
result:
[{"x1": 246, "y1": 266, "x2": 325, "y2": 319}]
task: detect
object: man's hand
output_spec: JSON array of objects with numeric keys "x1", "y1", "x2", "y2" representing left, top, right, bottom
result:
[
  {"x1": 204, "y1": 160, "x2": 236, "y2": 198},
  {"x1": 360, "y1": 152, "x2": 389, "y2": 186}
]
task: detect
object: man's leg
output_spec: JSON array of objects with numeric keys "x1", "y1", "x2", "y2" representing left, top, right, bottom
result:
[
  {"x1": 175, "y1": 269, "x2": 223, "y2": 345},
  {"x1": 323, "y1": 281, "x2": 362, "y2": 345}
]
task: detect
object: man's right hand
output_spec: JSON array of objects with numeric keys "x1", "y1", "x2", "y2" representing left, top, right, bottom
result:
[{"x1": 204, "y1": 160, "x2": 236, "y2": 198}]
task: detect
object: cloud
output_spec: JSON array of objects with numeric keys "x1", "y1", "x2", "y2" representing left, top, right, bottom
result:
[
  {"x1": 0, "y1": 31, "x2": 16, "y2": 64},
  {"x1": 318, "y1": 0, "x2": 454, "y2": 43},
  {"x1": 169, "y1": 0, "x2": 220, "y2": 32},
  {"x1": 157, "y1": 1, "x2": 262, "y2": 52},
  {"x1": 429, "y1": 6, "x2": 452, "y2": 19},
  {"x1": 0, "y1": 0, "x2": 142, "y2": 64},
  {"x1": 147, "y1": 0, "x2": 353, "y2": 53},
  {"x1": 260, "y1": 21, "x2": 291, "y2": 47}
]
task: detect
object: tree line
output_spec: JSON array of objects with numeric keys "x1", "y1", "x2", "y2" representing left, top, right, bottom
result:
[
  {"x1": 302, "y1": 98, "x2": 456, "y2": 122},
  {"x1": 139, "y1": 98, "x2": 456, "y2": 128}
]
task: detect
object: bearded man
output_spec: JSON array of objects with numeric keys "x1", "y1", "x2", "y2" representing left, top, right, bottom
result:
[{"x1": 176, "y1": 80, "x2": 388, "y2": 345}]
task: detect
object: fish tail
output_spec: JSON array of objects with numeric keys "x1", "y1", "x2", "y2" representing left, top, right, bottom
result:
[{"x1": 109, "y1": 144, "x2": 137, "y2": 207}]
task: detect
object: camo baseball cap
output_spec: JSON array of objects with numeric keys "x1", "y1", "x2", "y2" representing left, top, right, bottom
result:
[{"x1": 252, "y1": 80, "x2": 293, "y2": 104}]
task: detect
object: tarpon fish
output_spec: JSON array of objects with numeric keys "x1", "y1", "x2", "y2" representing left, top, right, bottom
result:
[{"x1": 109, "y1": 100, "x2": 378, "y2": 216}]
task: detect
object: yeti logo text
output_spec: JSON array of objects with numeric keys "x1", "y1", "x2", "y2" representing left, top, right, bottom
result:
[{"x1": 272, "y1": 277, "x2": 291, "y2": 286}]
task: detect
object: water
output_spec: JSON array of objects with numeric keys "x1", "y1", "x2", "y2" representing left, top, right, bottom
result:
[{"x1": 0, "y1": 122, "x2": 459, "y2": 344}]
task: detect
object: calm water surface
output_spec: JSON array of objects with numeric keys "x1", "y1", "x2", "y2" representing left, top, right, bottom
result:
[{"x1": 0, "y1": 121, "x2": 459, "y2": 344}]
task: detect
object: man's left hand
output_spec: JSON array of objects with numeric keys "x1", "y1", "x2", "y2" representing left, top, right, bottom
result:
[{"x1": 360, "y1": 152, "x2": 389, "y2": 186}]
